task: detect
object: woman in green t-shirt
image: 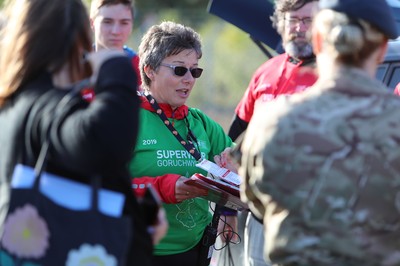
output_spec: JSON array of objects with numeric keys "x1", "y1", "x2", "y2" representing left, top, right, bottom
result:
[{"x1": 130, "y1": 21, "x2": 238, "y2": 266}]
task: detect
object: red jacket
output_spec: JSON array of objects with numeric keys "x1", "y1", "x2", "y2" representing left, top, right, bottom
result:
[{"x1": 236, "y1": 53, "x2": 318, "y2": 122}]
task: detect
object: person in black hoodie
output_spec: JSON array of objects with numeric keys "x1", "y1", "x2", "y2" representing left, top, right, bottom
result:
[{"x1": 0, "y1": 0, "x2": 164, "y2": 265}]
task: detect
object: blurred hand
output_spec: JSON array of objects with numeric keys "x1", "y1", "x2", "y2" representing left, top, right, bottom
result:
[
  {"x1": 85, "y1": 49, "x2": 126, "y2": 85},
  {"x1": 149, "y1": 208, "x2": 168, "y2": 245},
  {"x1": 217, "y1": 215, "x2": 238, "y2": 244},
  {"x1": 214, "y1": 147, "x2": 239, "y2": 173},
  {"x1": 175, "y1": 176, "x2": 208, "y2": 203}
]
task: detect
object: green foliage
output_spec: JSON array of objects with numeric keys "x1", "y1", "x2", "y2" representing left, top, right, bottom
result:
[
  {"x1": 135, "y1": 0, "x2": 205, "y2": 9},
  {"x1": 82, "y1": 0, "x2": 91, "y2": 8},
  {"x1": 189, "y1": 19, "x2": 269, "y2": 130},
  {"x1": 190, "y1": 19, "x2": 267, "y2": 109}
]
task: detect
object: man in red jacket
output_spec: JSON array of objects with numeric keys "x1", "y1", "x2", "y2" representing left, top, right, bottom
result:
[
  {"x1": 229, "y1": 0, "x2": 319, "y2": 141},
  {"x1": 228, "y1": 0, "x2": 319, "y2": 265}
]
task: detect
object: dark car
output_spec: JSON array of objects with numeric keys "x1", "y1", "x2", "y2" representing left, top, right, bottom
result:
[
  {"x1": 208, "y1": 0, "x2": 400, "y2": 91},
  {"x1": 375, "y1": 0, "x2": 400, "y2": 91},
  {"x1": 377, "y1": 38, "x2": 400, "y2": 91}
]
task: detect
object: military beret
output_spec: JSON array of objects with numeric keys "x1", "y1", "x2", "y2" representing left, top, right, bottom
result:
[{"x1": 319, "y1": 0, "x2": 399, "y2": 39}]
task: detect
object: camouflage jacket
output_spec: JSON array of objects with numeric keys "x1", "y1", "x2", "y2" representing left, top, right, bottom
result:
[{"x1": 239, "y1": 66, "x2": 400, "y2": 266}]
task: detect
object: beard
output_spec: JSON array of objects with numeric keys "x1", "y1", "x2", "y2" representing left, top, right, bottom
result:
[{"x1": 284, "y1": 32, "x2": 314, "y2": 59}]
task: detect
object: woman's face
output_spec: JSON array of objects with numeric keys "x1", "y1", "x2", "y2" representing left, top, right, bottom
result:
[{"x1": 148, "y1": 49, "x2": 201, "y2": 109}]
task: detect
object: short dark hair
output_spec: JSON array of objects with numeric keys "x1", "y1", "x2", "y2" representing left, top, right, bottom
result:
[
  {"x1": 90, "y1": 0, "x2": 134, "y2": 19},
  {"x1": 271, "y1": 0, "x2": 319, "y2": 35},
  {"x1": 138, "y1": 21, "x2": 202, "y2": 90}
]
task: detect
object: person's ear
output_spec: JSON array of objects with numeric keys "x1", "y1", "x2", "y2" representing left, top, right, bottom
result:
[{"x1": 144, "y1": 65, "x2": 155, "y2": 80}]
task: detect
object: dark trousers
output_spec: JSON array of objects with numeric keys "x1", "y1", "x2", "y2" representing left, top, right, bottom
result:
[{"x1": 153, "y1": 240, "x2": 202, "y2": 266}]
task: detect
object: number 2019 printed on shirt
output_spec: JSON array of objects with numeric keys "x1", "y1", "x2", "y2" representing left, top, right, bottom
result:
[{"x1": 143, "y1": 139, "x2": 157, "y2": 145}]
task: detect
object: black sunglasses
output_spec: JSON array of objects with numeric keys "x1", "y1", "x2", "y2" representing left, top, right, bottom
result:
[{"x1": 160, "y1": 63, "x2": 203, "y2": 78}]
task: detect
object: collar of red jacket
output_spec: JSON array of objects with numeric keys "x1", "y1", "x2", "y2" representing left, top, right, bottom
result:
[
  {"x1": 140, "y1": 95, "x2": 188, "y2": 119},
  {"x1": 287, "y1": 53, "x2": 316, "y2": 67}
]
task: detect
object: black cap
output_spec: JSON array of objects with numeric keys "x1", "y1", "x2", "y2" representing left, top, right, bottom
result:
[{"x1": 319, "y1": 0, "x2": 399, "y2": 39}]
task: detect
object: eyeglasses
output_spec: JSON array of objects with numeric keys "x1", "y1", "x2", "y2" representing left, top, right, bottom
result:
[
  {"x1": 286, "y1": 17, "x2": 313, "y2": 27},
  {"x1": 160, "y1": 63, "x2": 203, "y2": 78}
]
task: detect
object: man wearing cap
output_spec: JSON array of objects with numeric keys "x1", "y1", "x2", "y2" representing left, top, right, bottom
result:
[
  {"x1": 236, "y1": 0, "x2": 400, "y2": 265},
  {"x1": 228, "y1": 1, "x2": 319, "y2": 265}
]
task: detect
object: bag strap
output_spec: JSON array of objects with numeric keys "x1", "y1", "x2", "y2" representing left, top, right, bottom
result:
[{"x1": 145, "y1": 94, "x2": 202, "y2": 161}]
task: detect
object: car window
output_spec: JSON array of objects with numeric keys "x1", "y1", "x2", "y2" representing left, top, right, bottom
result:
[
  {"x1": 376, "y1": 64, "x2": 389, "y2": 82},
  {"x1": 387, "y1": 63, "x2": 400, "y2": 90},
  {"x1": 377, "y1": 38, "x2": 400, "y2": 91}
]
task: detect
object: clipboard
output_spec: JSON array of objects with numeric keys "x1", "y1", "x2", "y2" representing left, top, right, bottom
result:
[{"x1": 184, "y1": 173, "x2": 248, "y2": 211}]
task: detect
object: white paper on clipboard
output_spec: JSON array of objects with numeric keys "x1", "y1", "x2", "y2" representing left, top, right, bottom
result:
[{"x1": 195, "y1": 159, "x2": 241, "y2": 186}]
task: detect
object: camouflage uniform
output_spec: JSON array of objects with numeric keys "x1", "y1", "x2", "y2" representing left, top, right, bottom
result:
[{"x1": 239, "y1": 66, "x2": 400, "y2": 266}]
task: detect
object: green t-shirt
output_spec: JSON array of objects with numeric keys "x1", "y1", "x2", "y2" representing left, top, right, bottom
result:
[{"x1": 129, "y1": 107, "x2": 233, "y2": 256}]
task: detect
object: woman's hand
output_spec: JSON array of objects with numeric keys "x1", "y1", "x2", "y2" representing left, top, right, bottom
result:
[
  {"x1": 214, "y1": 147, "x2": 239, "y2": 173},
  {"x1": 175, "y1": 176, "x2": 208, "y2": 203},
  {"x1": 149, "y1": 208, "x2": 168, "y2": 245}
]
